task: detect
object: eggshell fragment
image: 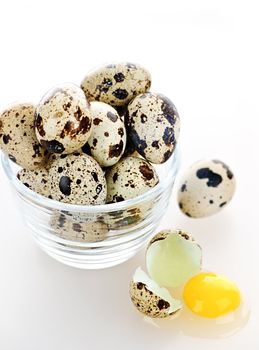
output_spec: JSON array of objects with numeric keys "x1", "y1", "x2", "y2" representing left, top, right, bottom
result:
[{"x1": 129, "y1": 267, "x2": 182, "y2": 318}]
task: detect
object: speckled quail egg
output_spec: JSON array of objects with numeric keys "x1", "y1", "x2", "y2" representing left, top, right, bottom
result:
[
  {"x1": 106, "y1": 156, "x2": 159, "y2": 203},
  {"x1": 126, "y1": 92, "x2": 180, "y2": 164},
  {"x1": 81, "y1": 62, "x2": 151, "y2": 107},
  {"x1": 46, "y1": 144, "x2": 91, "y2": 169},
  {"x1": 0, "y1": 103, "x2": 48, "y2": 170},
  {"x1": 146, "y1": 230, "x2": 202, "y2": 288},
  {"x1": 103, "y1": 205, "x2": 146, "y2": 230},
  {"x1": 49, "y1": 153, "x2": 107, "y2": 205},
  {"x1": 177, "y1": 159, "x2": 236, "y2": 218},
  {"x1": 88, "y1": 101, "x2": 126, "y2": 167},
  {"x1": 50, "y1": 212, "x2": 108, "y2": 242},
  {"x1": 35, "y1": 84, "x2": 92, "y2": 154},
  {"x1": 17, "y1": 168, "x2": 51, "y2": 198},
  {"x1": 129, "y1": 267, "x2": 182, "y2": 318}
]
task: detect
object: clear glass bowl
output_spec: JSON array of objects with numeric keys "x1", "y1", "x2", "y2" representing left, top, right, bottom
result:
[{"x1": 1, "y1": 149, "x2": 180, "y2": 269}]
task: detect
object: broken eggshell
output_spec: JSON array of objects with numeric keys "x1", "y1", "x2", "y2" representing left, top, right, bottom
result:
[
  {"x1": 129, "y1": 267, "x2": 182, "y2": 318},
  {"x1": 146, "y1": 230, "x2": 202, "y2": 288}
]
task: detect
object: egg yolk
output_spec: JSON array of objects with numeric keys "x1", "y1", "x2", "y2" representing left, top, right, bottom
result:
[{"x1": 183, "y1": 272, "x2": 241, "y2": 318}]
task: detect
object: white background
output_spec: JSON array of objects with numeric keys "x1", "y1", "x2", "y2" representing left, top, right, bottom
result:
[{"x1": 0, "y1": 0, "x2": 258, "y2": 349}]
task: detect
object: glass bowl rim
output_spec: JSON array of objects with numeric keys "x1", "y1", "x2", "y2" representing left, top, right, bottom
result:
[{"x1": 1, "y1": 148, "x2": 180, "y2": 213}]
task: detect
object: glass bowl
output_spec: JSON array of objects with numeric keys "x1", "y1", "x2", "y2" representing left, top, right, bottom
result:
[{"x1": 1, "y1": 149, "x2": 180, "y2": 269}]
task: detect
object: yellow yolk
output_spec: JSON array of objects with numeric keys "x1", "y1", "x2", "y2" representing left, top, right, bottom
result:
[{"x1": 183, "y1": 272, "x2": 241, "y2": 318}]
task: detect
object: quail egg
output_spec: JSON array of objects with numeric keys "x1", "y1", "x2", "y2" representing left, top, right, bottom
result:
[
  {"x1": 49, "y1": 153, "x2": 107, "y2": 205},
  {"x1": 17, "y1": 168, "x2": 50, "y2": 197},
  {"x1": 146, "y1": 230, "x2": 202, "y2": 288},
  {"x1": 88, "y1": 101, "x2": 126, "y2": 167},
  {"x1": 81, "y1": 62, "x2": 151, "y2": 107},
  {"x1": 35, "y1": 84, "x2": 92, "y2": 154},
  {"x1": 129, "y1": 267, "x2": 182, "y2": 318},
  {"x1": 103, "y1": 204, "x2": 148, "y2": 230},
  {"x1": 0, "y1": 103, "x2": 48, "y2": 170},
  {"x1": 50, "y1": 212, "x2": 108, "y2": 242},
  {"x1": 106, "y1": 156, "x2": 159, "y2": 203},
  {"x1": 46, "y1": 144, "x2": 91, "y2": 169},
  {"x1": 126, "y1": 92, "x2": 180, "y2": 164},
  {"x1": 178, "y1": 159, "x2": 236, "y2": 218}
]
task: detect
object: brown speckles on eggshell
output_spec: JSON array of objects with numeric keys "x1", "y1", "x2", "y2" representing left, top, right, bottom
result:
[
  {"x1": 178, "y1": 159, "x2": 236, "y2": 218},
  {"x1": 17, "y1": 168, "x2": 50, "y2": 197},
  {"x1": 88, "y1": 102, "x2": 126, "y2": 167},
  {"x1": 35, "y1": 84, "x2": 92, "y2": 154},
  {"x1": 129, "y1": 281, "x2": 176, "y2": 318},
  {"x1": 139, "y1": 164, "x2": 154, "y2": 181},
  {"x1": 106, "y1": 156, "x2": 159, "y2": 203},
  {"x1": 114, "y1": 72, "x2": 125, "y2": 82},
  {"x1": 126, "y1": 93, "x2": 180, "y2": 164},
  {"x1": 48, "y1": 154, "x2": 107, "y2": 205},
  {"x1": 0, "y1": 103, "x2": 48, "y2": 170},
  {"x1": 108, "y1": 140, "x2": 124, "y2": 158},
  {"x1": 148, "y1": 229, "x2": 194, "y2": 248},
  {"x1": 81, "y1": 62, "x2": 151, "y2": 106},
  {"x1": 50, "y1": 213, "x2": 108, "y2": 242},
  {"x1": 93, "y1": 118, "x2": 102, "y2": 125}
]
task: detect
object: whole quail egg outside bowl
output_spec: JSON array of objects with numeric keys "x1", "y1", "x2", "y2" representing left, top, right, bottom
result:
[{"x1": 1, "y1": 149, "x2": 180, "y2": 269}]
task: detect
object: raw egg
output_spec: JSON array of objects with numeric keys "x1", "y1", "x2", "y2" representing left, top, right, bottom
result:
[{"x1": 183, "y1": 272, "x2": 241, "y2": 318}]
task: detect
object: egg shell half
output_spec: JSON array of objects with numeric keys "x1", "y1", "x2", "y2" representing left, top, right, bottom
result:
[
  {"x1": 146, "y1": 229, "x2": 202, "y2": 288},
  {"x1": 129, "y1": 267, "x2": 182, "y2": 318}
]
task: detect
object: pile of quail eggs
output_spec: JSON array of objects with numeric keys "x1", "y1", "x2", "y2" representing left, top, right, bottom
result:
[
  {"x1": 0, "y1": 61, "x2": 240, "y2": 321},
  {"x1": 0, "y1": 62, "x2": 180, "y2": 207}
]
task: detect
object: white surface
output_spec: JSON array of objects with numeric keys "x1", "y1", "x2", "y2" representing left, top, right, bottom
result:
[{"x1": 0, "y1": 1, "x2": 258, "y2": 349}]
